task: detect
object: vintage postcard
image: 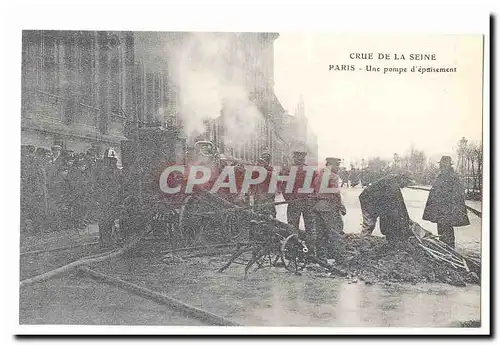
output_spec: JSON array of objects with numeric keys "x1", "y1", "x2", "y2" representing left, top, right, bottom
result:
[{"x1": 11, "y1": 5, "x2": 490, "y2": 337}]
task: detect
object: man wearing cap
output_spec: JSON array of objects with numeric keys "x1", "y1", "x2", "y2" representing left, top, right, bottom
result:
[
  {"x1": 349, "y1": 167, "x2": 360, "y2": 188},
  {"x1": 283, "y1": 151, "x2": 316, "y2": 245},
  {"x1": 68, "y1": 153, "x2": 92, "y2": 230},
  {"x1": 312, "y1": 157, "x2": 348, "y2": 261},
  {"x1": 359, "y1": 172, "x2": 414, "y2": 243},
  {"x1": 47, "y1": 152, "x2": 72, "y2": 232},
  {"x1": 251, "y1": 150, "x2": 276, "y2": 218},
  {"x1": 217, "y1": 155, "x2": 242, "y2": 204},
  {"x1": 339, "y1": 167, "x2": 349, "y2": 188},
  {"x1": 233, "y1": 160, "x2": 247, "y2": 205},
  {"x1": 51, "y1": 144, "x2": 62, "y2": 163},
  {"x1": 422, "y1": 156, "x2": 470, "y2": 248},
  {"x1": 84, "y1": 145, "x2": 102, "y2": 221}
]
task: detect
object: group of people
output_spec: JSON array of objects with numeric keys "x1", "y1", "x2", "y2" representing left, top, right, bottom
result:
[
  {"x1": 20, "y1": 143, "x2": 128, "y2": 247},
  {"x1": 240, "y1": 150, "x2": 348, "y2": 261},
  {"x1": 338, "y1": 166, "x2": 395, "y2": 189},
  {"x1": 21, "y1": 143, "x2": 98, "y2": 235},
  {"x1": 357, "y1": 155, "x2": 470, "y2": 249},
  {"x1": 246, "y1": 151, "x2": 470, "y2": 261},
  {"x1": 339, "y1": 167, "x2": 360, "y2": 188}
]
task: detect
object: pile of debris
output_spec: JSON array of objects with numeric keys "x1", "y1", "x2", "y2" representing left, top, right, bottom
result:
[{"x1": 332, "y1": 232, "x2": 480, "y2": 287}]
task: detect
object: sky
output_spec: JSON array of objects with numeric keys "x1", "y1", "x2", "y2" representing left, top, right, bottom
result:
[{"x1": 273, "y1": 34, "x2": 484, "y2": 165}]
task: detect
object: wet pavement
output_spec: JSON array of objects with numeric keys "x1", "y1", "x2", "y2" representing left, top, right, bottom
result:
[
  {"x1": 19, "y1": 186, "x2": 482, "y2": 327},
  {"x1": 19, "y1": 272, "x2": 205, "y2": 326}
]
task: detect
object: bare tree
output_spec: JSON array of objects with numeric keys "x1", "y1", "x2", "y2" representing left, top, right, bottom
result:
[
  {"x1": 455, "y1": 137, "x2": 482, "y2": 199},
  {"x1": 367, "y1": 157, "x2": 390, "y2": 171}
]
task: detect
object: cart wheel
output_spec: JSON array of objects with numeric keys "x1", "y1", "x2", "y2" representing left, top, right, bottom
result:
[
  {"x1": 178, "y1": 194, "x2": 225, "y2": 247},
  {"x1": 280, "y1": 234, "x2": 308, "y2": 273}
]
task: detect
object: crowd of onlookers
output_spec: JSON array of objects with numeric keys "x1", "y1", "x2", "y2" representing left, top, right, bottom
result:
[
  {"x1": 337, "y1": 166, "x2": 439, "y2": 189},
  {"x1": 20, "y1": 144, "x2": 117, "y2": 237}
]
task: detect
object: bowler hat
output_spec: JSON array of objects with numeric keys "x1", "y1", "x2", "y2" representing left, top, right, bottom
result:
[{"x1": 292, "y1": 151, "x2": 307, "y2": 157}]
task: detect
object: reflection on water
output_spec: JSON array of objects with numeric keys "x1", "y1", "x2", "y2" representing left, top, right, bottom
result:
[
  {"x1": 335, "y1": 281, "x2": 358, "y2": 325},
  {"x1": 96, "y1": 255, "x2": 480, "y2": 327}
]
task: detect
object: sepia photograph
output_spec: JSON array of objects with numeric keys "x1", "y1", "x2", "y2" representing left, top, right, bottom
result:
[{"x1": 9, "y1": 4, "x2": 490, "y2": 337}]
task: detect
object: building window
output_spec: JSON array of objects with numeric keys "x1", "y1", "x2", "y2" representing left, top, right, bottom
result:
[
  {"x1": 141, "y1": 71, "x2": 164, "y2": 123},
  {"x1": 109, "y1": 41, "x2": 123, "y2": 114},
  {"x1": 80, "y1": 32, "x2": 96, "y2": 106},
  {"x1": 41, "y1": 32, "x2": 59, "y2": 94},
  {"x1": 164, "y1": 74, "x2": 175, "y2": 125},
  {"x1": 154, "y1": 72, "x2": 162, "y2": 121},
  {"x1": 145, "y1": 72, "x2": 154, "y2": 122},
  {"x1": 135, "y1": 60, "x2": 145, "y2": 123}
]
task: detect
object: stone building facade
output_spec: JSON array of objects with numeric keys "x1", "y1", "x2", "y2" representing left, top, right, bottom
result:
[
  {"x1": 21, "y1": 31, "x2": 136, "y2": 158},
  {"x1": 281, "y1": 98, "x2": 319, "y2": 165}
]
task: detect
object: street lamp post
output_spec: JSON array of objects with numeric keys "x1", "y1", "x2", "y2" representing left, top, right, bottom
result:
[
  {"x1": 458, "y1": 137, "x2": 468, "y2": 189},
  {"x1": 393, "y1": 153, "x2": 400, "y2": 171}
]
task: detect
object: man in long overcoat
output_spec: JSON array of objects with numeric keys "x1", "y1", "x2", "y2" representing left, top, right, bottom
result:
[
  {"x1": 359, "y1": 172, "x2": 414, "y2": 243},
  {"x1": 96, "y1": 149, "x2": 123, "y2": 247},
  {"x1": 422, "y1": 156, "x2": 470, "y2": 248}
]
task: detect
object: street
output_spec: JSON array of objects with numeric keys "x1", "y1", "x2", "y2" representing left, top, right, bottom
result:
[{"x1": 19, "y1": 186, "x2": 482, "y2": 327}]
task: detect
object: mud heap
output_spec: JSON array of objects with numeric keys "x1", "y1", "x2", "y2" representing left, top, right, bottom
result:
[{"x1": 330, "y1": 233, "x2": 480, "y2": 287}]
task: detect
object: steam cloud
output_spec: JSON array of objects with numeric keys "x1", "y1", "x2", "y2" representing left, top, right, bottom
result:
[{"x1": 167, "y1": 32, "x2": 263, "y2": 149}]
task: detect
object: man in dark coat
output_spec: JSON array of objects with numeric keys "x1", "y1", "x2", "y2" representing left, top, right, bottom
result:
[
  {"x1": 422, "y1": 156, "x2": 470, "y2": 248},
  {"x1": 312, "y1": 157, "x2": 347, "y2": 260},
  {"x1": 339, "y1": 167, "x2": 349, "y2": 188},
  {"x1": 96, "y1": 148, "x2": 123, "y2": 247},
  {"x1": 359, "y1": 172, "x2": 414, "y2": 243},
  {"x1": 68, "y1": 154, "x2": 92, "y2": 231},
  {"x1": 284, "y1": 151, "x2": 316, "y2": 232},
  {"x1": 251, "y1": 151, "x2": 276, "y2": 218},
  {"x1": 282, "y1": 151, "x2": 317, "y2": 253},
  {"x1": 349, "y1": 167, "x2": 360, "y2": 187},
  {"x1": 47, "y1": 157, "x2": 72, "y2": 232}
]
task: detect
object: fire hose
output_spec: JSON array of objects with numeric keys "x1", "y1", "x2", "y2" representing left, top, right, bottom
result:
[
  {"x1": 78, "y1": 266, "x2": 239, "y2": 326},
  {"x1": 20, "y1": 228, "x2": 147, "y2": 288}
]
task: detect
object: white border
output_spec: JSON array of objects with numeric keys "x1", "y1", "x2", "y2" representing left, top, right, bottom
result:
[{"x1": 2, "y1": 0, "x2": 494, "y2": 339}]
